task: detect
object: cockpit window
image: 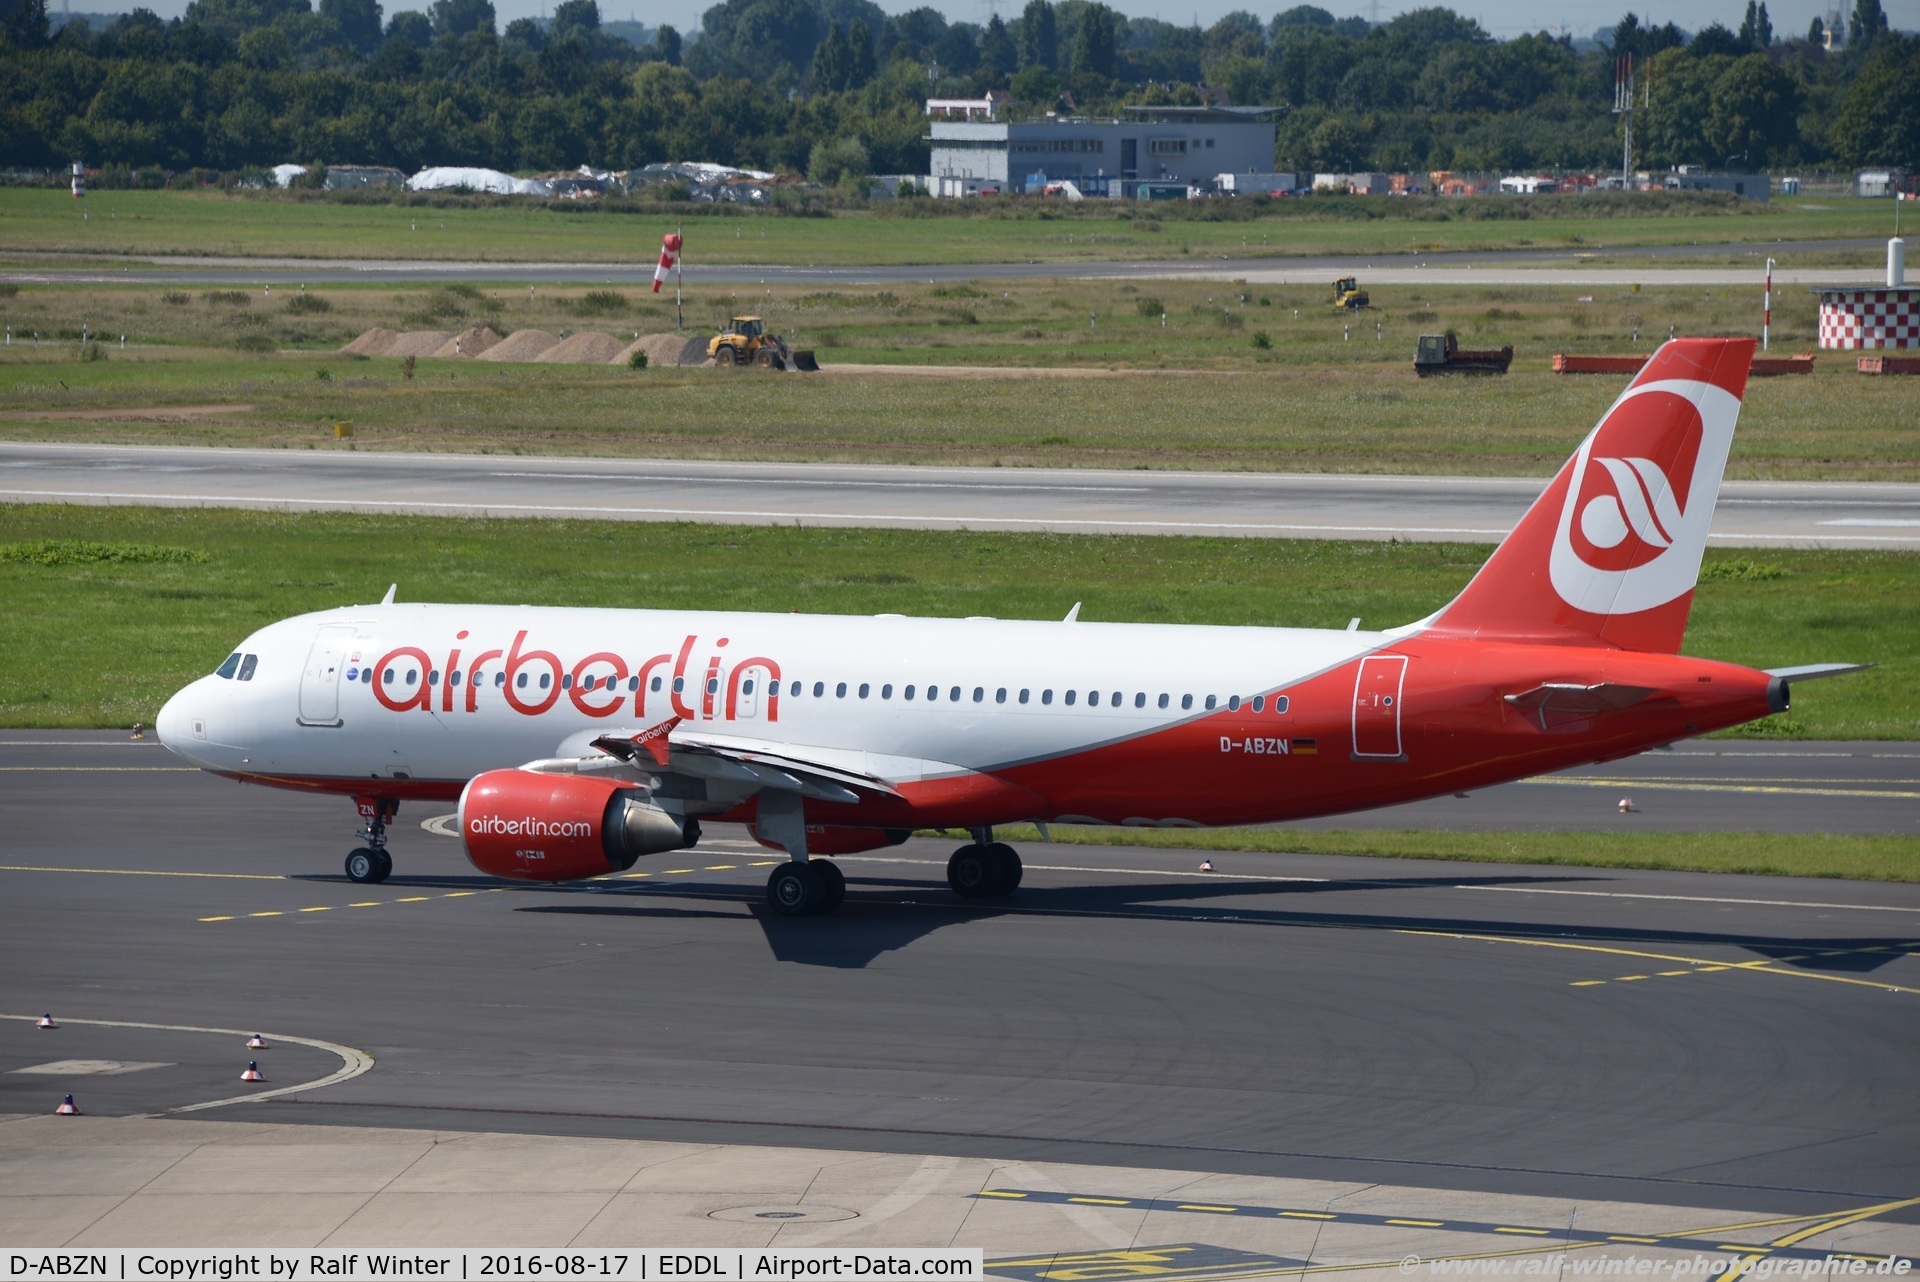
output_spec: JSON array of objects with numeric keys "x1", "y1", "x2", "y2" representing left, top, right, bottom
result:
[
  {"x1": 237, "y1": 654, "x2": 258, "y2": 681},
  {"x1": 215, "y1": 653, "x2": 242, "y2": 679}
]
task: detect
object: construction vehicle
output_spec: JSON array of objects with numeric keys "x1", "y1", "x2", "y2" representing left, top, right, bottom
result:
[
  {"x1": 708, "y1": 316, "x2": 819, "y2": 371},
  {"x1": 1332, "y1": 276, "x2": 1370, "y2": 310},
  {"x1": 1414, "y1": 332, "x2": 1514, "y2": 377}
]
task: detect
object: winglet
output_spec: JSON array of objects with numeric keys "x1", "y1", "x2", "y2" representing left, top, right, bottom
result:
[
  {"x1": 591, "y1": 717, "x2": 681, "y2": 768},
  {"x1": 381, "y1": 584, "x2": 397, "y2": 606}
]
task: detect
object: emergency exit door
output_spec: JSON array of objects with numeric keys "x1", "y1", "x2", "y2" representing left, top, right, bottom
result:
[{"x1": 1352, "y1": 654, "x2": 1407, "y2": 759}]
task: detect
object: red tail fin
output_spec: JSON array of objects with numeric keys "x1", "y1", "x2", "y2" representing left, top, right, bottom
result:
[{"x1": 1427, "y1": 337, "x2": 1754, "y2": 653}]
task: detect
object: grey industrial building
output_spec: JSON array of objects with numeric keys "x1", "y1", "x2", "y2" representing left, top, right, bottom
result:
[{"x1": 928, "y1": 103, "x2": 1280, "y2": 199}]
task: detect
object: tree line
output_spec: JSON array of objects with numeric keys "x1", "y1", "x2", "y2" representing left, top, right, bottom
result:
[{"x1": 0, "y1": 0, "x2": 1912, "y2": 182}]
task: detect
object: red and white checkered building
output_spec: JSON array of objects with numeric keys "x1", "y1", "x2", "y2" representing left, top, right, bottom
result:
[{"x1": 1815, "y1": 287, "x2": 1920, "y2": 350}]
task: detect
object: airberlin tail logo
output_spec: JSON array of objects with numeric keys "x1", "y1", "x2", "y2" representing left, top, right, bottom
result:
[{"x1": 1549, "y1": 378, "x2": 1740, "y2": 617}]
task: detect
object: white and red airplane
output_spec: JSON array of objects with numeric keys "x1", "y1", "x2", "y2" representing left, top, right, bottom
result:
[{"x1": 157, "y1": 338, "x2": 1860, "y2": 915}]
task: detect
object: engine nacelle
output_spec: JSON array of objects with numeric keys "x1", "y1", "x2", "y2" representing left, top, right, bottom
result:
[{"x1": 459, "y1": 768, "x2": 698, "y2": 882}]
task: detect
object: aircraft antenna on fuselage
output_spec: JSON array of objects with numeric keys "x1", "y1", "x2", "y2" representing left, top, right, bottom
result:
[
  {"x1": 381, "y1": 584, "x2": 397, "y2": 605},
  {"x1": 1064, "y1": 602, "x2": 1081, "y2": 623}
]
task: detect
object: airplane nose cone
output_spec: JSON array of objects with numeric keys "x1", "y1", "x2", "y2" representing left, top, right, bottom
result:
[{"x1": 155, "y1": 685, "x2": 192, "y2": 752}]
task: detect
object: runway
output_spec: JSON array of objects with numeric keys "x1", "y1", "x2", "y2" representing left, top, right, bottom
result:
[
  {"x1": 0, "y1": 240, "x2": 1890, "y2": 287},
  {"x1": 5, "y1": 442, "x2": 1918, "y2": 548},
  {"x1": 2, "y1": 732, "x2": 1917, "y2": 1225}
]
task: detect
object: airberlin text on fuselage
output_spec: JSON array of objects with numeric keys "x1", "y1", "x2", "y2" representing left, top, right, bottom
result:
[{"x1": 366, "y1": 631, "x2": 781, "y2": 723}]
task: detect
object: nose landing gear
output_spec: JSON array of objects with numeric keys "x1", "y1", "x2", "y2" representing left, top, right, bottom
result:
[{"x1": 346, "y1": 796, "x2": 397, "y2": 884}]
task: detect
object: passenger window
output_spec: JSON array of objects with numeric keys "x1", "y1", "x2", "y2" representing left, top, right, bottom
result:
[
  {"x1": 1065, "y1": 690, "x2": 1077, "y2": 706},
  {"x1": 814, "y1": 681, "x2": 826, "y2": 697},
  {"x1": 1274, "y1": 696, "x2": 1289, "y2": 714},
  {"x1": 882, "y1": 684, "x2": 893, "y2": 699},
  {"x1": 1089, "y1": 691, "x2": 1100, "y2": 707},
  {"x1": 539, "y1": 674, "x2": 551, "y2": 690},
  {"x1": 706, "y1": 677, "x2": 718, "y2": 694},
  {"x1": 673, "y1": 676, "x2": 685, "y2": 693},
  {"x1": 216, "y1": 653, "x2": 242, "y2": 679},
  {"x1": 495, "y1": 672, "x2": 506, "y2": 687},
  {"x1": 632, "y1": 676, "x2": 642, "y2": 692},
  {"x1": 1252, "y1": 695, "x2": 1264, "y2": 713},
  {"x1": 1158, "y1": 693, "x2": 1169, "y2": 709},
  {"x1": 742, "y1": 678, "x2": 754, "y2": 695},
  {"x1": 1019, "y1": 689, "x2": 1030, "y2": 704},
  {"x1": 836, "y1": 682, "x2": 847, "y2": 697},
  {"x1": 558, "y1": 674, "x2": 569, "y2": 690},
  {"x1": 405, "y1": 670, "x2": 418, "y2": 686},
  {"x1": 905, "y1": 685, "x2": 916, "y2": 700},
  {"x1": 1182, "y1": 694, "x2": 1193, "y2": 710},
  {"x1": 859, "y1": 683, "x2": 870, "y2": 698},
  {"x1": 996, "y1": 688, "x2": 1007, "y2": 703},
  {"x1": 1228, "y1": 695, "x2": 1241, "y2": 711},
  {"x1": 973, "y1": 687, "x2": 984, "y2": 703},
  {"x1": 1205, "y1": 695, "x2": 1216, "y2": 710},
  {"x1": 238, "y1": 654, "x2": 258, "y2": 681},
  {"x1": 516, "y1": 673, "x2": 528, "y2": 688},
  {"x1": 1135, "y1": 692, "x2": 1145, "y2": 708},
  {"x1": 949, "y1": 686, "x2": 961, "y2": 701},
  {"x1": 1042, "y1": 690, "x2": 1053, "y2": 705}
]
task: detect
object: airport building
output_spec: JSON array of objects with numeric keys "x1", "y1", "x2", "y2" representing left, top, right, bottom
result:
[{"x1": 928, "y1": 102, "x2": 1279, "y2": 198}]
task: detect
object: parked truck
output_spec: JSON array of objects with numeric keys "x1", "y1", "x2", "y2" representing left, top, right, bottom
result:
[{"x1": 1414, "y1": 332, "x2": 1514, "y2": 377}]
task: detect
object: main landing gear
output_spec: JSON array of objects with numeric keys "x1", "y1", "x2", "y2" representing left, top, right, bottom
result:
[
  {"x1": 345, "y1": 796, "x2": 398, "y2": 884},
  {"x1": 947, "y1": 833, "x2": 1023, "y2": 899},
  {"x1": 766, "y1": 859, "x2": 845, "y2": 917}
]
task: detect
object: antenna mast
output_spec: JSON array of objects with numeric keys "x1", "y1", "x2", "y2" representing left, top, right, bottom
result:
[{"x1": 1612, "y1": 54, "x2": 1636, "y2": 186}]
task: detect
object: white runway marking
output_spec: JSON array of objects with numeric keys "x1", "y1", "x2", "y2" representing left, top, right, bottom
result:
[
  {"x1": 0, "y1": 1013, "x2": 372, "y2": 1112},
  {"x1": 490, "y1": 472, "x2": 1154, "y2": 493}
]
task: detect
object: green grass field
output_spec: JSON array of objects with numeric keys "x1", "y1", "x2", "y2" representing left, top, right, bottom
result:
[
  {"x1": 3, "y1": 278, "x2": 1914, "y2": 480},
  {"x1": 0, "y1": 188, "x2": 1898, "y2": 265},
  {"x1": 0, "y1": 505, "x2": 1909, "y2": 738},
  {"x1": 989, "y1": 826, "x2": 1920, "y2": 883}
]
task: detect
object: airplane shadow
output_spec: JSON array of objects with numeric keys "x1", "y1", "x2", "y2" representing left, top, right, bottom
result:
[{"x1": 517, "y1": 867, "x2": 1920, "y2": 975}]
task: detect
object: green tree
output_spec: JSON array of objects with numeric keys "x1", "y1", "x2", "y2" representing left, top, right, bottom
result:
[
  {"x1": 1207, "y1": 51, "x2": 1266, "y2": 104},
  {"x1": 652, "y1": 21, "x2": 679, "y2": 62},
  {"x1": 550, "y1": 0, "x2": 598, "y2": 38},
  {"x1": 1807, "y1": 14, "x2": 1824, "y2": 43},
  {"x1": 1848, "y1": 0, "x2": 1888, "y2": 46},
  {"x1": 978, "y1": 12, "x2": 1014, "y2": 76},
  {"x1": 811, "y1": 19, "x2": 848, "y2": 89},
  {"x1": 384, "y1": 9, "x2": 430, "y2": 45},
  {"x1": 1829, "y1": 34, "x2": 1919, "y2": 165},
  {"x1": 4, "y1": 0, "x2": 51, "y2": 48},
  {"x1": 1070, "y1": 1, "x2": 1118, "y2": 77},
  {"x1": 807, "y1": 132, "x2": 867, "y2": 187},
  {"x1": 1754, "y1": 2, "x2": 1772, "y2": 47},
  {"x1": 1705, "y1": 51, "x2": 1797, "y2": 164},
  {"x1": 428, "y1": 0, "x2": 492, "y2": 38},
  {"x1": 1016, "y1": 0, "x2": 1055, "y2": 70},
  {"x1": 845, "y1": 16, "x2": 873, "y2": 85},
  {"x1": 320, "y1": 0, "x2": 382, "y2": 51}
]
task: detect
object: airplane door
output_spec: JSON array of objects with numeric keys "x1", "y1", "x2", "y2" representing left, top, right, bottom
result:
[
  {"x1": 1351, "y1": 655, "x2": 1407, "y2": 760},
  {"x1": 735, "y1": 665, "x2": 768, "y2": 720},
  {"x1": 297, "y1": 624, "x2": 357, "y2": 726}
]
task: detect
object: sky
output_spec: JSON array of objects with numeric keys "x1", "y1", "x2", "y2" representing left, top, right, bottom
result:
[{"x1": 74, "y1": 0, "x2": 1920, "y2": 53}]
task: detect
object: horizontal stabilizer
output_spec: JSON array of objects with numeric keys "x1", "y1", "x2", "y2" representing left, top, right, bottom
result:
[{"x1": 1762, "y1": 663, "x2": 1875, "y2": 683}]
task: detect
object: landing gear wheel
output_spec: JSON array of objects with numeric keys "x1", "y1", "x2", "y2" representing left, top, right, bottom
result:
[
  {"x1": 345, "y1": 847, "x2": 389, "y2": 884},
  {"x1": 986, "y1": 842, "x2": 1022, "y2": 893},
  {"x1": 767, "y1": 862, "x2": 824, "y2": 916},
  {"x1": 947, "y1": 844, "x2": 999, "y2": 898},
  {"x1": 813, "y1": 859, "x2": 846, "y2": 912}
]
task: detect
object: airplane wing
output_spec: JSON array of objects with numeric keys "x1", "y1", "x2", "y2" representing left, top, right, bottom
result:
[{"x1": 589, "y1": 724, "x2": 901, "y2": 804}]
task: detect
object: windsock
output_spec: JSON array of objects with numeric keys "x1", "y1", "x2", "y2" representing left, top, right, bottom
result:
[{"x1": 653, "y1": 232, "x2": 682, "y2": 294}]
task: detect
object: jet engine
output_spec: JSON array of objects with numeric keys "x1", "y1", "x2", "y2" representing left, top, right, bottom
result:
[{"x1": 459, "y1": 768, "x2": 698, "y2": 882}]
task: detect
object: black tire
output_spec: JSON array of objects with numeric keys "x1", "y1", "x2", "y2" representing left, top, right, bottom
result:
[
  {"x1": 985, "y1": 842, "x2": 1022, "y2": 894},
  {"x1": 813, "y1": 859, "x2": 845, "y2": 912},
  {"x1": 947, "y1": 844, "x2": 998, "y2": 898},
  {"x1": 767, "y1": 862, "x2": 823, "y2": 916},
  {"x1": 715, "y1": 345, "x2": 737, "y2": 367},
  {"x1": 753, "y1": 346, "x2": 779, "y2": 369},
  {"x1": 371, "y1": 850, "x2": 393, "y2": 883},
  {"x1": 345, "y1": 848, "x2": 381, "y2": 883}
]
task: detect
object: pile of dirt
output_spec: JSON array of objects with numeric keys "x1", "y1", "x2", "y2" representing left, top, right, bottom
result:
[
  {"x1": 536, "y1": 331, "x2": 627, "y2": 364},
  {"x1": 612, "y1": 333, "x2": 712, "y2": 367},
  {"x1": 385, "y1": 330, "x2": 455, "y2": 359},
  {"x1": 477, "y1": 329, "x2": 559, "y2": 362},
  {"x1": 341, "y1": 328, "x2": 399, "y2": 356},
  {"x1": 433, "y1": 326, "x2": 503, "y2": 359}
]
